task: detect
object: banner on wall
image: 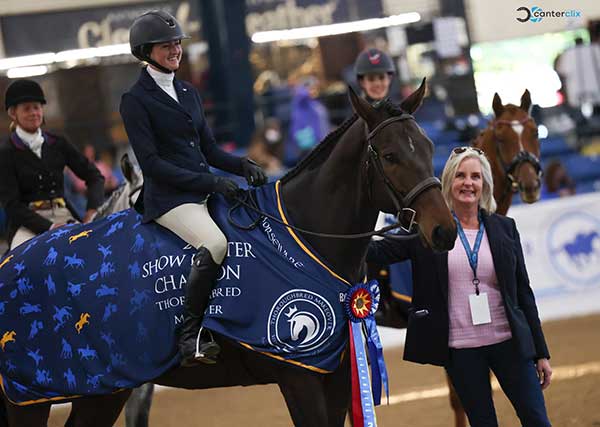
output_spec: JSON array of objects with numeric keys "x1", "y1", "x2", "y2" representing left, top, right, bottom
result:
[
  {"x1": 0, "y1": 1, "x2": 200, "y2": 57},
  {"x1": 508, "y1": 192, "x2": 600, "y2": 320}
]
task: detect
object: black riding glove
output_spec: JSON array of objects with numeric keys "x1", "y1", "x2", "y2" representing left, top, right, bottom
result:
[
  {"x1": 241, "y1": 158, "x2": 268, "y2": 187},
  {"x1": 212, "y1": 177, "x2": 240, "y2": 200}
]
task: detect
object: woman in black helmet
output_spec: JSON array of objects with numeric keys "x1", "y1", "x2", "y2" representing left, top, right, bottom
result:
[
  {"x1": 0, "y1": 79, "x2": 104, "y2": 250},
  {"x1": 354, "y1": 48, "x2": 395, "y2": 103},
  {"x1": 120, "y1": 10, "x2": 267, "y2": 366}
]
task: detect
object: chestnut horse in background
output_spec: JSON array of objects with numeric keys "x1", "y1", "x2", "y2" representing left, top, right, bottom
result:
[{"x1": 446, "y1": 89, "x2": 543, "y2": 427}]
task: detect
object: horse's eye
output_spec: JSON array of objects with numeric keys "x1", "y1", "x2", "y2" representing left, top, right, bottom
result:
[{"x1": 383, "y1": 153, "x2": 398, "y2": 163}]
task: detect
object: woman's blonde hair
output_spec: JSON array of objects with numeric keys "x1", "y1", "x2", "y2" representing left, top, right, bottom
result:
[{"x1": 441, "y1": 148, "x2": 497, "y2": 213}]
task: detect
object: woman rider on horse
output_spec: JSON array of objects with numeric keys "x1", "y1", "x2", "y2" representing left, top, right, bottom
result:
[{"x1": 120, "y1": 10, "x2": 267, "y2": 366}]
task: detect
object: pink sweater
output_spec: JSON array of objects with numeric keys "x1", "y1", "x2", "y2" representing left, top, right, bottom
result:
[{"x1": 447, "y1": 228, "x2": 512, "y2": 348}]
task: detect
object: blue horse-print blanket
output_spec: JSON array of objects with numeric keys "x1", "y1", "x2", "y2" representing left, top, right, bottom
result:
[{"x1": 0, "y1": 182, "x2": 350, "y2": 404}]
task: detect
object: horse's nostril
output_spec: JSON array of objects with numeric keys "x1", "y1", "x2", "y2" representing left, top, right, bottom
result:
[{"x1": 432, "y1": 225, "x2": 457, "y2": 250}]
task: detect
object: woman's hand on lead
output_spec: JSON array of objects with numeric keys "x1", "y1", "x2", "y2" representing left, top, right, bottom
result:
[
  {"x1": 241, "y1": 158, "x2": 268, "y2": 187},
  {"x1": 536, "y1": 358, "x2": 552, "y2": 390}
]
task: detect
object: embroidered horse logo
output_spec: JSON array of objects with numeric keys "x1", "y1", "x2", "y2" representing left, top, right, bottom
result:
[
  {"x1": 1, "y1": 331, "x2": 16, "y2": 351},
  {"x1": 75, "y1": 313, "x2": 91, "y2": 334},
  {"x1": 64, "y1": 254, "x2": 85, "y2": 269},
  {"x1": 0, "y1": 255, "x2": 13, "y2": 270},
  {"x1": 286, "y1": 306, "x2": 319, "y2": 346},
  {"x1": 69, "y1": 230, "x2": 93, "y2": 244}
]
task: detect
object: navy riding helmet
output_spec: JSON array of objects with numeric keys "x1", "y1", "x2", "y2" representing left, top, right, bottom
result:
[
  {"x1": 129, "y1": 10, "x2": 190, "y2": 72},
  {"x1": 354, "y1": 48, "x2": 395, "y2": 78}
]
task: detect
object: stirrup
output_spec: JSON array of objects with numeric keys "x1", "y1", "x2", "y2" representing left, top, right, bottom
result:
[{"x1": 194, "y1": 328, "x2": 219, "y2": 361}]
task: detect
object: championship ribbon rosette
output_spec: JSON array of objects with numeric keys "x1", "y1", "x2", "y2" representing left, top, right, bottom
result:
[{"x1": 344, "y1": 280, "x2": 389, "y2": 427}]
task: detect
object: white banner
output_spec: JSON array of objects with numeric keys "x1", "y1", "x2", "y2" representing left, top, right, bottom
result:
[{"x1": 508, "y1": 192, "x2": 600, "y2": 321}]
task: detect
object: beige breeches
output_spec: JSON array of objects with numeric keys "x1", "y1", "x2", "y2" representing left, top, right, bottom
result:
[
  {"x1": 10, "y1": 207, "x2": 75, "y2": 250},
  {"x1": 155, "y1": 202, "x2": 227, "y2": 264}
]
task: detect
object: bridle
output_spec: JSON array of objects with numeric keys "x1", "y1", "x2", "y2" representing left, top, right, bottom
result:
[
  {"x1": 491, "y1": 116, "x2": 542, "y2": 201},
  {"x1": 229, "y1": 113, "x2": 441, "y2": 240},
  {"x1": 365, "y1": 114, "x2": 441, "y2": 233}
]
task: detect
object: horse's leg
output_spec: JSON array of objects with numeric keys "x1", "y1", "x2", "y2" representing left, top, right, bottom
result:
[
  {"x1": 277, "y1": 366, "x2": 328, "y2": 427},
  {"x1": 323, "y1": 353, "x2": 351, "y2": 427},
  {"x1": 3, "y1": 396, "x2": 50, "y2": 427},
  {"x1": 66, "y1": 390, "x2": 131, "y2": 427},
  {"x1": 446, "y1": 372, "x2": 468, "y2": 427},
  {"x1": 125, "y1": 384, "x2": 154, "y2": 427}
]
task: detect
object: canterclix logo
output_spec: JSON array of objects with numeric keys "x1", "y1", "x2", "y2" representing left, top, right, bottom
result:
[{"x1": 516, "y1": 6, "x2": 581, "y2": 23}]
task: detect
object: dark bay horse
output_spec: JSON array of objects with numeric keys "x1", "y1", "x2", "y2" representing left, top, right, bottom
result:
[{"x1": 1, "y1": 80, "x2": 457, "y2": 427}]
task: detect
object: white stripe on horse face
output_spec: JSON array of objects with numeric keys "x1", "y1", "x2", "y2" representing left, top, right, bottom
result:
[{"x1": 510, "y1": 121, "x2": 525, "y2": 151}]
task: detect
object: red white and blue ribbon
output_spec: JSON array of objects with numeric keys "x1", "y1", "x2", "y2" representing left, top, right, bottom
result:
[{"x1": 345, "y1": 280, "x2": 389, "y2": 427}]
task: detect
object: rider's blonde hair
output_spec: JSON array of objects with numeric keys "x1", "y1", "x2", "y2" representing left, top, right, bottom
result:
[{"x1": 441, "y1": 148, "x2": 497, "y2": 214}]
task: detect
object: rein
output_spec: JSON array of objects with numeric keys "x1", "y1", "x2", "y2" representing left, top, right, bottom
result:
[{"x1": 227, "y1": 114, "x2": 441, "y2": 241}]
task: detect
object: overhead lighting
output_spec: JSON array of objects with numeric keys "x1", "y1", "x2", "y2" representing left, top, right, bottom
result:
[
  {"x1": 0, "y1": 44, "x2": 132, "y2": 73},
  {"x1": 0, "y1": 53, "x2": 55, "y2": 71},
  {"x1": 251, "y1": 13, "x2": 421, "y2": 43},
  {"x1": 7, "y1": 65, "x2": 49, "y2": 79}
]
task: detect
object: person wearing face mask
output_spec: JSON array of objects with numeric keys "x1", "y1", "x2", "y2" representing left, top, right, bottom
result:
[
  {"x1": 0, "y1": 79, "x2": 105, "y2": 251},
  {"x1": 120, "y1": 10, "x2": 267, "y2": 366},
  {"x1": 354, "y1": 48, "x2": 395, "y2": 104},
  {"x1": 248, "y1": 117, "x2": 284, "y2": 176},
  {"x1": 367, "y1": 147, "x2": 553, "y2": 427}
]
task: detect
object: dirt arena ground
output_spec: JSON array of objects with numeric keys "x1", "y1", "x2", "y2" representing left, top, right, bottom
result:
[{"x1": 47, "y1": 313, "x2": 600, "y2": 427}]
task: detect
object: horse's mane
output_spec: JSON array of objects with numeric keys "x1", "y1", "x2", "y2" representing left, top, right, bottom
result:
[
  {"x1": 94, "y1": 184, "x2": 129, "y2": 219},
  {"x1": 280, "y1": 99, "x2": 404, "y2": 184}
]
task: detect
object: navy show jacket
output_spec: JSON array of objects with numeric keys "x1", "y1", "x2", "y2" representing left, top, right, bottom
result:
[
  {"x1": 0, "y1": 132, "x2": 104, "y2": 245},
  {"x1": 367, "y1": 211, "x2": 550, "y2": 367},
  {"x1": 120, "y1": 68, "x2": 243, "y2": 222}
]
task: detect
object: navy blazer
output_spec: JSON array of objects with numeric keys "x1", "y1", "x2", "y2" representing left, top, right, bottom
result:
[
  {"x1": 367, "y1": 212, "x2": 550, "y2": 367},
  {"x1": 0, "y1": 132, "x2": 104, "y2": 245},
  {"x1": 120, "y1": 68, "x2": 244, "y2": 222}
]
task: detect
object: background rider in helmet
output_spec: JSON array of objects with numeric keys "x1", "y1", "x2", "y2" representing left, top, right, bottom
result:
[
  {"x1": 354, "y1": 48, "x2": 396, "y2": 104},
  {"x1": 0, "y1": 79, "x2": 105, "y2": 251},
  {"x1": 120, "y1": 10, "x2": 267, "y2": 366}
]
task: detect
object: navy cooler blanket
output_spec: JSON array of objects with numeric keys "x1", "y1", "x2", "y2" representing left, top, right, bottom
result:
[{"x1": 0, "y1": 182, "x2": 350, "y2": 404}]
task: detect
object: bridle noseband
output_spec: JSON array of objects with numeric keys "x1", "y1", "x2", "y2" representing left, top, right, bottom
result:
[
  {"x1": 365, "y1": 114, "x2": 441, "y2": 232},
  {"x1": 492, "y1": 117, "x2": 542, "y2": 197}
]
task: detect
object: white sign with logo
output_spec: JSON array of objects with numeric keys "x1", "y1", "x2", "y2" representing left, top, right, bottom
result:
[{"x1": 508, "y1": 192, "x2": 600, "y2": 321}]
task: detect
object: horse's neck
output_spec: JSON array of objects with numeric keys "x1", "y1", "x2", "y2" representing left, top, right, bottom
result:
[
  {"x1": 282, "y1": 120, "x2": 378, "y2": 283},
  {"x1": 478, "y1": 130, "x2": 511, "y2": 216}
]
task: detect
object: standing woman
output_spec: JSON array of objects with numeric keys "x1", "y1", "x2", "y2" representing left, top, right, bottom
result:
[
  {"x1": 120, "y1": 11, "x2": 266, "y2": 366},
  {"x1": 368, "y1": 147, "x2": 552, "y2": 427},
  {"x1": 0, "y1": 79, "x2": 104, "y2": 250}
]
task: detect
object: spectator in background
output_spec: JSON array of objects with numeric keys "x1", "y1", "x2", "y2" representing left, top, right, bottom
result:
[
  {"x1": 248, "y1": 117, "x2": 285, "y2": 177},
  {"x1": 367, "y1": 147, "x2": 552, "y2": 427},
  {"x1": 0, "y1": 79, "x2": 104, "y2": 250},
  {"x1": 286, "y1": 76, "x2": 330, "y2": 165},
  {"x1": 541, "y1": 160, "x2": 576, "y2": 200},
  {"x1": 555, "y1": 35, "x2": 600, "y2": 116},
  {"x1": 67, "y1": 143, "x2": 120, "y2": 196}
]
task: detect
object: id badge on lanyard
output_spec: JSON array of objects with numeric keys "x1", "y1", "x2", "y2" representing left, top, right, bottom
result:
[{"x1": 454, "y1": 212, "x2": 492, "y2": 326}]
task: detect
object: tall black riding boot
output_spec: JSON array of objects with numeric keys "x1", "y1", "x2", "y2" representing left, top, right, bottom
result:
[{"x1": 179, "y1": 247, "x2": 221, "y2": 367}]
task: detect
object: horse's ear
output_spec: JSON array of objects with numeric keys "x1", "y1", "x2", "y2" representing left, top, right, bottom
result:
[
  {"x1": 492, "y1": 93, "x2": 504, "y2": 117},
  {"x1": 348, "y1": 85, "x2": 378, "y2": 127},
  {"x1": 120, "y1": 153, "x2": 134, "y2": 184},
  {"x1": 520, "y1": 89, "x2": 532, "y2": 113},
  {"x1": 400, "y1": 77, "x2": 426, "y2": 114}
]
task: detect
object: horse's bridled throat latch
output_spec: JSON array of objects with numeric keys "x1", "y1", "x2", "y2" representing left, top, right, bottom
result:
[{"x1": 365, "y1": 115, "x2": 442, "y2": 234}]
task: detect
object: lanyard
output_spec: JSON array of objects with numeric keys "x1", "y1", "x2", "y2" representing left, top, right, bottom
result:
[{"x1": 453, "y1": 212, "x2": 484, "y2": 295}]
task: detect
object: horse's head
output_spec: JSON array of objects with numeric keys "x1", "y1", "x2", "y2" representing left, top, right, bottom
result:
[
  {"x1": 481, "y1": 90, "x2": 542, "y2": 204},
  {"x1": 349, "y1": 79, "x2": 456, "y2": 252}
]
